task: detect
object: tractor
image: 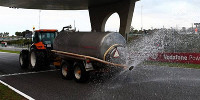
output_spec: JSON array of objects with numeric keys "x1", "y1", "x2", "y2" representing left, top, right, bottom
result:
[
  {"x1": 19, "y1": 29, "x2": 60, "y2": 70},
  {"x1": 19, "y1": 27, "x2": 129, "y2": 83}
]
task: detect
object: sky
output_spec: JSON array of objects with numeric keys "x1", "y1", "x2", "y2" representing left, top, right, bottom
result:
[{"x1": 0, "y1": 0, "x2": 200, "y2": 36}]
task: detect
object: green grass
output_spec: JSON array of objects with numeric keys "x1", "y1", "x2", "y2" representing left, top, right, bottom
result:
[
  {"x1": 0, "y1": 49, "x2": 20, "y2": 54},
  {"x1": 0, "y1": 83, "x2": 26, "y2": 100},
  {"x1": 144, "y1": 61, "x2": 200, "y2": 69}
]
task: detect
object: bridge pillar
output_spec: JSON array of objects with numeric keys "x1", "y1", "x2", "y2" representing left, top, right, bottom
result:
[{"x1": 89, "y1": 0, "x2": 136, "y2": 37}]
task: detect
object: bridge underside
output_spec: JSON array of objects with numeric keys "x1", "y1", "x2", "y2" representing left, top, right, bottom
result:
[{"x1": 0, "y1": 0, "x2": 138, "y2": 37}]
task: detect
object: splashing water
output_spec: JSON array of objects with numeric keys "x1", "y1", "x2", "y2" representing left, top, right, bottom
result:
[
  {"x1": 122, "y1": 28, "x2": 200, "y2": 70},
  {"x1": 124, "y1": 29, "x2": 167, "y2": 69},
  {"x1": 110, "y1": 28, "x2": 199, "y2": 77},
  {"x1": 107, "y1": 29, "x2": 170, "y2": 84}
]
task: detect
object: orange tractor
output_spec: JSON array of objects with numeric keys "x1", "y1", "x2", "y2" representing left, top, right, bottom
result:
[{"x1": 19, "y1": 29, "x2": 60, "y2": 70}]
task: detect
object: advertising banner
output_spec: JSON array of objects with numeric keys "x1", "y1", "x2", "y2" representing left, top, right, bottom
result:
[{"x1": 150, "y1": 53, "x2": 200, "y2": 64}]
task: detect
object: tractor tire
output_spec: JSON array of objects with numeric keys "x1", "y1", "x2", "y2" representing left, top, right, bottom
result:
[
  {"x1": 29, "y1": 49, "x2": 49, "y2": 71},
  {"x1": 61, "y1": 61, "x2": 73, "y2": 80},
  {"x1": 73, "y1": 62, "x2": 89, "y2": 83},
  {"x1": 19, "y1": 50, "x2": 29, "y2": 69},
  {"x1": 55, "y1": 66, "x2": 60, "y2": 69}
]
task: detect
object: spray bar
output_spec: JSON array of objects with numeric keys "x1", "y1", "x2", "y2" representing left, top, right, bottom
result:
[{"x1": 51, "y1": 50, "x2": 134, "y2": 70}]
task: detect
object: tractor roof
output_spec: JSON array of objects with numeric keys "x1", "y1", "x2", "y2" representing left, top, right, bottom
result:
[{"x1": 35, "y1": 29, "x2": 58, "y2": 32}]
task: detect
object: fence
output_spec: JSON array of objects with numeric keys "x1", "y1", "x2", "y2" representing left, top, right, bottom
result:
[
  {"x1": 0, "y1": 44, "x2": 31, "y2": 51},
  {"x1": 7, "y1": 44, "x2": 31, "y2": 49}
]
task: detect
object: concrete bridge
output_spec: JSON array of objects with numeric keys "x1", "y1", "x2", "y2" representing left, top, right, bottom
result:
[{"x1": 0, "y1": 0, "x2": 139, "y2": 37}]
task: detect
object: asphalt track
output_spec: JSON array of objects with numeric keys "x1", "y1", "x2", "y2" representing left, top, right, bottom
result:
[{"x1": 0, "y1": 52, "x2": 200, "y2": 100}]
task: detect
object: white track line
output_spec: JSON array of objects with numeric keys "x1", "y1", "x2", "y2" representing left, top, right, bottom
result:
[
  {"x1": 0, "y1": 69, "x2": 58, "y2": 77},
  {"x1": 0, "y1": 80, "x2": 35, "y2": 100}
]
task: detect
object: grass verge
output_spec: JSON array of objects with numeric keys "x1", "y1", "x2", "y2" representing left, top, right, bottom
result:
[
  {"x1": 0, "y1": 83, "x2": 26, "y2": 100},
  {"x1": 144, "y1": 61, "x2": 200, "y2": 69},
  {"x1": 0, "y1": 49, "x2": 20, "y2": 54}
]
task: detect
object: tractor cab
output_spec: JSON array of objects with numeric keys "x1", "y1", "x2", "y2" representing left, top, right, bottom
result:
[
  {"x1": 32, "y1": 29, "x2": 58, "y2": 50},
  {"x1": 20, "y1": 29, "x2": 59, "y2": 71}
]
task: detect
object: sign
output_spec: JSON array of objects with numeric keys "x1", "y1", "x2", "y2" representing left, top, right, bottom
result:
[
  {"x1": 113, "y1": 49, "x2": 120, "y2": 58},
  {"x1": 149, "y1": 53, "x2": 200, "y2": 64}
]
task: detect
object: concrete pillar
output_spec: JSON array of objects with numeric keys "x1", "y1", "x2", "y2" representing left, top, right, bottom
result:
[{"x1": 89, "y1": 0, "x2": 136, "y2": 37}]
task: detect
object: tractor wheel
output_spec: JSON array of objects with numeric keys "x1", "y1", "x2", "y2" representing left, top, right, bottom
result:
[
  {"x1": 29, "y1": 49, "x2": 48, "y2": 71},
  {"x1": 19, "y1": 50, "x2": 29, "y2": 69},
  {"x1": 61, "y1": 61, "x2": 73, "y2": 80},
  {"x1": 73, "y1": 62, "x2": 89, "y2": 83},
  {"x1": 55, "y1": 66, "x2": 60, "y2": 69}
]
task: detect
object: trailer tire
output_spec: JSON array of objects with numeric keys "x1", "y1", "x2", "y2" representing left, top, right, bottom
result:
[
  {"x1": 29, "y1": 49, "x2": 48, "y2": 71},
  {"x1": 61, "y1": 61, "x2": 73, "y2": 80},
  {"x1": 19, "y1": 50, "x2": 29, "y2": 69},
  {"x1": 74, "y1": 62, "x2": 89, "y2": 83}
]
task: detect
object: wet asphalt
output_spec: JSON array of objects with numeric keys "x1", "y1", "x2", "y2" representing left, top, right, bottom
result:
[{"x1": 0, "y1": 52, "x2": 200, "y2": 100}]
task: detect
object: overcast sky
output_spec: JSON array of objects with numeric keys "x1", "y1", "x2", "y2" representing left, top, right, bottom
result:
[{"x1": 0, "y1": 0, "x2": 200, "y2": 35}]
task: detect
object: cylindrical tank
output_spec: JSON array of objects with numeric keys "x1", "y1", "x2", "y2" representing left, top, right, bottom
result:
[{"x1": 53, "y1": 32, "x2": 126, "y2": 61}]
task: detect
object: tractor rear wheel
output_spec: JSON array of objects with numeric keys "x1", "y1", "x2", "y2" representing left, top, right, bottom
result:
[
  {"x1": 29, "y1": 49, "x2": 49, "y2": 71},
  {"x1": 19, "y1": 50, "x2": 29, "y2": 69}
]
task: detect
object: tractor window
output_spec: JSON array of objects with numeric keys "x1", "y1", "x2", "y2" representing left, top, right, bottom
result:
[
  {"x1": 39, "y1": 32, "x2": 56, "y2": 45},
  {"x1": 33, "y1": 32, "x2": 40, "y2": 43},
  {"x1": 50, "y1": 33, "x2": 55, "y2": 43}
]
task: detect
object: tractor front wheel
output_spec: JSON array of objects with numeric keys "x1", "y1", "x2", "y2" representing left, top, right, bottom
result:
[{"x1": 19, "y1": 50, "x2": 29, "y2": 69}]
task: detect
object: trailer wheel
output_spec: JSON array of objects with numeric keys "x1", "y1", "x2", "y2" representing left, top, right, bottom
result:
[
  {"x1": 19, "y1": 50, "x2": 29, "y2": 69},
  {"x1": 74, "y1": 62, "x2": 89, "y2": 82},
  {"x1": 29, "y1": 49, "x2": 47, "y2": 71},
  {"x1": 61, "y1": 61, "x2": 73, "y2": 80}
]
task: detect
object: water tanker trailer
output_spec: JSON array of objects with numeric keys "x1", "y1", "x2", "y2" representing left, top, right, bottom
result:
[{"x1": 52, "y1": 31, "x2": 130, "y2": 82}]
